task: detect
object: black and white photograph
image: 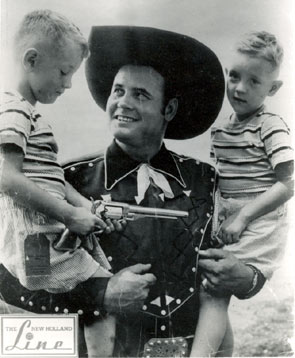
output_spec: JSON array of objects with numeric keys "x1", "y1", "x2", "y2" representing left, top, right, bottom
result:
[{"x1": 0, "y1": 0, "x2": 294, "y2": 357}]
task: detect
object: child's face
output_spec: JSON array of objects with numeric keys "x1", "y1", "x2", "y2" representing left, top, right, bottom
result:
[
  {"x1": 27, "y1": 39, "x2": 83, "y2": 105},
  {"x1": 226, "y1": 52, "x2": 280, "y2": 119}
]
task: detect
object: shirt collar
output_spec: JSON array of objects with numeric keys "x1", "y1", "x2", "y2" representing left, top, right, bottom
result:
[{"x1": 105, "y1": 140, "x2": 185, "y2": 189}]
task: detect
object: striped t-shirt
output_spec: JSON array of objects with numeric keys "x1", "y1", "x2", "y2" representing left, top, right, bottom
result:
[
  {"x1": 0, "y1": 91, "x2": 66, "y2": 200},
  {"x1": 211, "y1": 106, "x2": 294, "y2": 195}
]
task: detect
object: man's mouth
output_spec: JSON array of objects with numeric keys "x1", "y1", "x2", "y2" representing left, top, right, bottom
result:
[{"x1": 115, "y1": 115, "x2": 138, "y2": 122}]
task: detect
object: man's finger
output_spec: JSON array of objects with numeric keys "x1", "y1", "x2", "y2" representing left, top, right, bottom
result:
[
  {"x1": 198, "y1": 248, "x2": 227, "y2": 260},
  {"x1": 198, "y1": 258, "x2": 221, "y2": 272},
  {"x1": 141, "y1": 273, "x2": 157, "y2": 285},
  {"x1": 126, "y1": 263, "x2": 152, "y2": 274}
]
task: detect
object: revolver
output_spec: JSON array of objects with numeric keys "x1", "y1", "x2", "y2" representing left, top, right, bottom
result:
[{"x1": 95, "y1": 200, "x2": 189, "y2": 221}]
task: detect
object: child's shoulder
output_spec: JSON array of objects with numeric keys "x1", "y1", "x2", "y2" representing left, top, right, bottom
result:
[
  {"x1": 0, "y1": 91, "x2": 33, "y2": 114},
  {"x1": 257, "y1": 109, "x2": 290, "y2": 132}
]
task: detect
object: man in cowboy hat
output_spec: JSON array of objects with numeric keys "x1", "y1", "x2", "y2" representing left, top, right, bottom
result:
[{"x1": 0, "y1": 26, "x2": 266, "y2": 357}]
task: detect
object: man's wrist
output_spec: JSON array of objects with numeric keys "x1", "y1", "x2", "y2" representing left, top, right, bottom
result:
[
  {"x1": 80, "y1": 277, "x2": 110, "y2": 315},
  {"x1": 235, "y1": 264, "x2": 266, "y2": 299}
]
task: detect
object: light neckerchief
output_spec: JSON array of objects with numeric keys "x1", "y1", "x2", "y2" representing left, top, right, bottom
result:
[{"x1": 135, "y1": 163, "x2": 174, "y2": 204}]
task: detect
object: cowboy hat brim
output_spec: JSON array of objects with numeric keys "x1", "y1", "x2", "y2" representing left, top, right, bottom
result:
[{"x1": 85, "y1": 26, "x2": 225, "y2": 139}]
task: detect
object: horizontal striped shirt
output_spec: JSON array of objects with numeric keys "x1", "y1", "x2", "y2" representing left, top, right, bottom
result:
[
  {"x1": 0, "y1": 91, "x2": 65, "y2": 199},
  {"x1": 211, "y1": 106, "x2": 294, "y2": 195}
]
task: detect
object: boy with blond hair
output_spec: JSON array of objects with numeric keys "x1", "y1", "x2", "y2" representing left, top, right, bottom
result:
[
  {"x1": 0, "y1": 10, "x2": 120, "y2": 357},
  {"x1": 191, "y1": 31, "x2": 293, "y2": 357}
]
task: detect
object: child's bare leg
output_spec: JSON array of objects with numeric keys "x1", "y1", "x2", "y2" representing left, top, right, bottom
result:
[
  {"x1": 190, "y1": 286, "x2": 231, "y2": 357},
  {"x1": 84, "y1": 315, "x2": 116, "y2": 357},
  {"x1": 216, "y1": 316, "x2": 233, "y2": 357}
]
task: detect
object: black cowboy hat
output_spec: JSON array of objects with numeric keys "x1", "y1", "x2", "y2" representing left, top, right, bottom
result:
[{"x1": 85, "y1": 26, "x2": 225, "y2": 139}]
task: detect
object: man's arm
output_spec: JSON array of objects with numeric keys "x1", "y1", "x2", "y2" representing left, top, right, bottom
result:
[
  {"x1": 197, "y1": 248, "x2": 266, "y2": 299},
  {"x1": 0, "y1": 263, "x2": 156, "y2": 316}
]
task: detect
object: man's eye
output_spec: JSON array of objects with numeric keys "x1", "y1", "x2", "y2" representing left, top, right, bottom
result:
[
  {"x1": 113, "y1": 88, "x2": 123, "y2": 95},
  {"x1": 60, "y1": 70, "x2": 67, "y2": 76},
  {"x1": 135, "y1": 92, "x2": 148, "y2": 100}
]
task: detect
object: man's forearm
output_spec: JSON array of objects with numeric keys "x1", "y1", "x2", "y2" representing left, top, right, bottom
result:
[{"x1": 234, "y1": 263, "x2": 266, "y2": 299}]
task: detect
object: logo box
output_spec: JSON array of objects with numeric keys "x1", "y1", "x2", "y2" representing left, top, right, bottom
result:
[{"x1": 0, "y1": 314, "x2": 78, "y2": 357}]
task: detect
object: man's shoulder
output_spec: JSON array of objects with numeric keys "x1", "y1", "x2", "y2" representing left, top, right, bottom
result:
[
  {"x1": 62, "y1": 150, "x2": 105, "y2": 171},
  {"x1": 169, "y1": 150, "x2": 216, "y2": 175}
]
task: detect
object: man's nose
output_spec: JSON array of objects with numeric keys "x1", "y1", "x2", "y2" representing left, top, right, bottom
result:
[{"x1": 117, "y1": 93, "x2": 132, "y2": 108}]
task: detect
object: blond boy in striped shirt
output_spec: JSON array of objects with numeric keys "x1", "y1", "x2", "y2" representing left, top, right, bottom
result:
[
  {"x1": 191, "y1": 31, "x2": 293, "y2": 357},
  {"x1": 0, "y1": 10, "x2": 125, "y2": 357}
]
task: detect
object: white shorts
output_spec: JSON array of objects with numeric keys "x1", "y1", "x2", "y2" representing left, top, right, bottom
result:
[{"x1": 213, "y1": 193, "x2": 289, "y2": 279}]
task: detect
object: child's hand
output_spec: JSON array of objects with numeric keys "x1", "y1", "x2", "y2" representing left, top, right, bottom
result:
[
  {"x1": 219, "y1": 211, "x2": 248, "y2": 244},
  {"x1": 65, "y1": 206, "x2": 107, "y2": 235},
  {"x1": 94, "y1": 218, "x2": 127, "y2": 235}
]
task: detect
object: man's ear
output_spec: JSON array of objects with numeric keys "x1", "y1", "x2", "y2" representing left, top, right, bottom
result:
[
  {"x1": 22, "y1": 48, "x2": 39, "y2": 72},
  {"x1": 164, "y1": 98, "x2": 178, "y2": 122},
  {"x1": 268, "y1": 80, "x2": 283, "y2": 97}
]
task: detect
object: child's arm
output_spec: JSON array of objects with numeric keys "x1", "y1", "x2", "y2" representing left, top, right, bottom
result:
[
  {"x1": 64, "y1": 181, "x2": 92, "y2": 211},
  {"x1": 0, "y1": 144, "x2": 107, "y2": 235},
  {"x1": 220, "y1": 170, "x2": 293, "y2": 244}
]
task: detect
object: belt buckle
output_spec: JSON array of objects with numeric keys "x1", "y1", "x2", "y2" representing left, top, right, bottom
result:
[{"x1": 143, "y1": 337, "x2": 188, "y2": 357}]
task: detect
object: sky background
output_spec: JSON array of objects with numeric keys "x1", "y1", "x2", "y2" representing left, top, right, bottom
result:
[{"x1": 1, "y1": 0, "x2": 294, "y2": 163}]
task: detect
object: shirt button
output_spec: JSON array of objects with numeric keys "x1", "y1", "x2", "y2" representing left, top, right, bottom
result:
[
  {"x1": 176, "y1": 299, "x2": 181, "y2": 304},
  {"x1": 78, "y1": 310, "x2": 83, "y2": 315},
  {"x1": 55, "y1": 307, "x2": 59, "y2": 312},
  {"x1": 189, "y1": 287, "x2": 194, "y2": 293},
  {"x1": 108, "y1": 256, "x2": 113, "y2": 262},
  {"x1": 41, "y1": 306, "x2": 46, "y2": 311},
  {"x1": 88, "y1": 163, "x2": 94, "y2": 167},
  {"x1": 93, "y1": 311, "x2": 100, "y2": 316},
  {"x1": 161, "y1": 310, "x2": 166, "y2": 315},
  {"x1": 192, "y1": 267, "x2": 196, "y2": 272},
  {"x1": 63, "y1": 309, "x2": 69, "y2": 314},
  {"x1": 142, "y1": 305, "x2": 147, "y2": 311},
  {"x1": 160, "y1": 325, "x2": 166, "y2": 331},
  {"x1": 70, "y1": 167, "x2": 76, "y2": 171},
  {"x1": 20, "y1": 296, "x2": 25, "y2": 302},
  {"x1": 28, "y1": 301, "x2": 33, "y2": 306}
]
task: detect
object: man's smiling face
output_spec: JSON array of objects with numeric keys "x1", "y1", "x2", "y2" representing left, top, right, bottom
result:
[{"x1": 106, "y1": 65, "x2": 168, "y2": 148}]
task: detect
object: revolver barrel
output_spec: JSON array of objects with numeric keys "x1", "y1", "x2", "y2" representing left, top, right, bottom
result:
[{"x1": 101, "y1": 201, "x2": 188, "y2": 220}]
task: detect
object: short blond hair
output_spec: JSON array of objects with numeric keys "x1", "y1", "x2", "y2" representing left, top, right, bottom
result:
[
  {"x1": 14, "y1": 9, "x2": 89, "y2": 60},
  {"x1": 235, "y1": 31, "x2": 283, "y2": 70}
]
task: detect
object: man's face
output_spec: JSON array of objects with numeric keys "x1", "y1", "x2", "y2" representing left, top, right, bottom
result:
[
  {"x1": 106, "y1": 65, "x2": 168, "y2": 147},
  {"x1": 226, "y1": 52, "x2": 279, "y2": 119}
]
